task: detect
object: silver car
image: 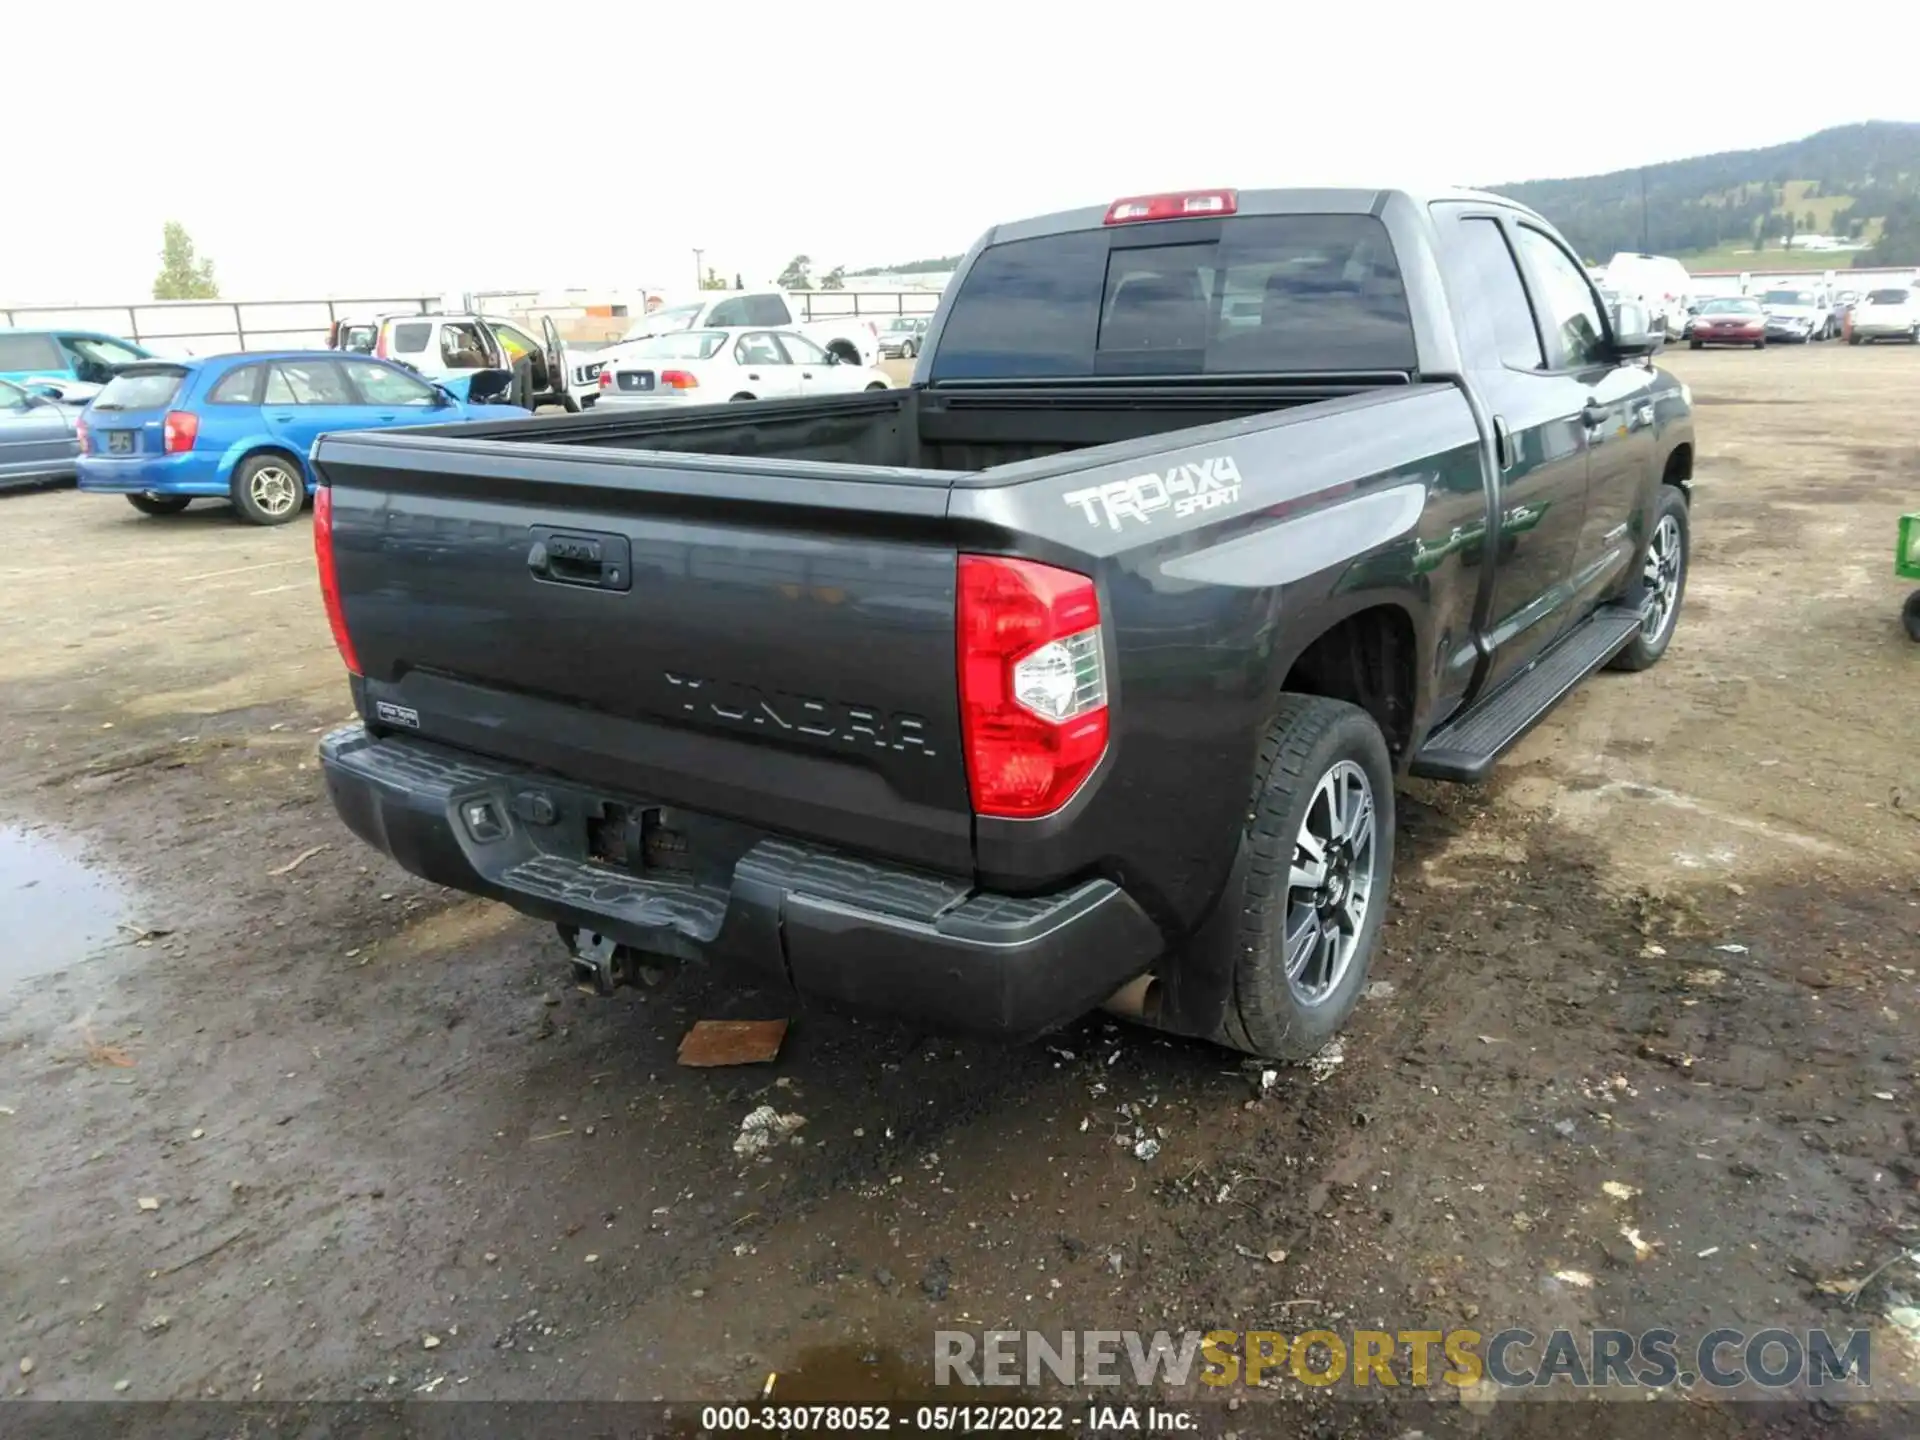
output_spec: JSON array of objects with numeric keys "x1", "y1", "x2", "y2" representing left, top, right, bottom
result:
[
  {"x1": 876, "y1": 315, "x2": 930, "y2": 360},
  {"x1": 0, "y1": 378, "x2": 85, "y2": 490}
]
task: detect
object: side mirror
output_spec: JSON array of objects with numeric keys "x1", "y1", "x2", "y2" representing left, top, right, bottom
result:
[
  {"x1": 432, "y1": 385, "x2": 457, "y2": 406},
  {"x1": 824, "y1": 351, "x2": 841, "y2": 365},
  {"x1": 1609, "y1": 299, "x2": 1663, "y2": 358}
]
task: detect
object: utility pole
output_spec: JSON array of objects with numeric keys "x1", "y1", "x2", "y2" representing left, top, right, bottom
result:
[{"x1": 693, "y1": 248, "x2": 705, "y2": 290}]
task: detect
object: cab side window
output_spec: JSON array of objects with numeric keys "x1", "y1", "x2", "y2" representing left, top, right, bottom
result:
[
  {"x1": 1513, "y1": 227, "x2": 1608, "y2": 368},
  {"x1": 1434, "y1": 212, "x2": 1545, "y2": 371}
]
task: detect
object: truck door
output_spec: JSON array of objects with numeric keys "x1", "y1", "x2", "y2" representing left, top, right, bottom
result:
[
  {"x1": 1429, "y1": 206, "x2": 1592, "y2": 696},
  {"x1": 1509, "y1": 225, "x2": 1658, "y2": 618}
]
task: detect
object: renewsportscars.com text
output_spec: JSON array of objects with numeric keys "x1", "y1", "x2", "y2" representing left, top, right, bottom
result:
[{"x1": 934, "y1": 1327, "x2": 1872, "y2": 1391}]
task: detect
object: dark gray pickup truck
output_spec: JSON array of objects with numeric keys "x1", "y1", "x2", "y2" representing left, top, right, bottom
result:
[{"x1": 313, "y1": 186, "x2": 1694, "y2": 1059}]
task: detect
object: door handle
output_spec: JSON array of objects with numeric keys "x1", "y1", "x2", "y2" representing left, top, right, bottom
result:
[
  {"x1": 748, "y1": 373, "x2": 761, "y2": 381},
  {"x1": 526, "y1": 526, "x2": 631, "y2": 592},
  {"x1": 801, "y1": 372, "x2": 814, "y2": 380}
]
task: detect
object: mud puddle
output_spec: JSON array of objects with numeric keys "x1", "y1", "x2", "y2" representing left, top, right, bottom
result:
[{"x1": 0, "y1": 824, "x2": 129, "y2": 987}]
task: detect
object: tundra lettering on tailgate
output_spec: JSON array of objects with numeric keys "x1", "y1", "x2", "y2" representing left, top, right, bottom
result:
[
  {"x1": 663, "y1": 672, "x2": 935, "y2": 757},
  {"x1": 1064, "y1": 455, "x2": 1244, "y2": 531}
]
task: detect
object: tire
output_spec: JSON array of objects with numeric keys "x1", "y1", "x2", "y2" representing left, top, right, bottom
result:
[
  {"x1": 1905, "y1": 591, "x2": 1920, "y2": 644},
  {"x1": 1608, "y1": 485, "x2": 1689, "y2": 672},
  {"x1": 126, "y1": 492, "x2": 191, "y2": 517},
  {"x1": 1849, "y1": 333, "x2": 1862, "y2": 345},
  {"x1": 864, "y1": 382, "x2": 888, "y2": 391},
  {"x1": 728, "y1": 392, "x2": 756, "y2": 403},
  {"x1": 1211, "y1": 695, "x2": 1395, "y2": 1060},
  {"x1": 230, "y1": 453, "x2": 306, "y2": 526},
  {"x1": 1753, "y1": 340, "x2": 1765, "y2": 350},
  {"x1": 1689, "y1": 340, "x2": 1702, "y2": 350},
  {"x1": 903, "y1": 340, "x2": 917, "y2": 360}
]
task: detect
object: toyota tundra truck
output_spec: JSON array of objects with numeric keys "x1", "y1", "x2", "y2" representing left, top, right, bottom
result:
[{"x1": 312, "y1": 186, "x2": 1695, "y2": 1060}]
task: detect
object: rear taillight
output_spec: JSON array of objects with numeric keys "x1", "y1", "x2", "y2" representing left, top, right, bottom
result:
[
  {"x1": 1104, "y1": 189, "x2": 1238, "y2": 225},
  {"x1": 373, "y1": 327, "x2": 389, "y2": 360},
  {"x1": 312, "y1": 486, "x2": 362, "y2": 677},
  {"x1": 957, "y1": 555, "x2": 1108, "y2": 819},
  {"x1": 75, "y1": 417, "x2": 91, "y2": 456},
  {"x1": 598, "y1": 369, "x2": 613, "y2": 388},
  {"x1": 661, "y1": 370, "x2": 698, "y2": 390},
  {"x1": 162, "y1": 411, "x2": 199, "y2": 454}
]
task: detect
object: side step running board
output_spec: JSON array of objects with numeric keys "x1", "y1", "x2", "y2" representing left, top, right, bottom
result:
[{"x1": 1411, "y1": 605, "x2": 1643, "y2": 783}]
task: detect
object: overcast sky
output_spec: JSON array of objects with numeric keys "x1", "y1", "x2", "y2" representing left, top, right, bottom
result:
[{"x1": 7, "y1": 1, "x2": 1916, "y2": 306}]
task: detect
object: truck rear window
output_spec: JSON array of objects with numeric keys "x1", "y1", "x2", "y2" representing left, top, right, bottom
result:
[
  {"x1": 930, "y1": 214, "x2": 1416, "y2": 380},
  {"x1": 91, "y1": 367, "x2": 187, "y2": 411}
]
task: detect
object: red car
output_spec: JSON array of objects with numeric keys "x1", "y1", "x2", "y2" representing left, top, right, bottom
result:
[{"x1": 1688, "y1": 297, "x2": 1766, "y2": 350}]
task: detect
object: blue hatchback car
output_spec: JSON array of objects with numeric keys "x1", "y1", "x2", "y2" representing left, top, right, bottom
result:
[{"x1": 76, "y1": 351, "x2": 528, "y2": 525}]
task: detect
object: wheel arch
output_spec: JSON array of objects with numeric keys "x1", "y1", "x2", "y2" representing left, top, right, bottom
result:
[
  {"x1": 217, "y1": 439, "x2": 312, "y2": 490},
  {"x1": 1267, "y1": 599, "x2": 1423, "y2": 767}
]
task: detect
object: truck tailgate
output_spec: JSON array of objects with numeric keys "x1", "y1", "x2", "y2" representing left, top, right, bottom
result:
[{"x1": 313, "y1": 432, "x2": 974, "y2": 872}]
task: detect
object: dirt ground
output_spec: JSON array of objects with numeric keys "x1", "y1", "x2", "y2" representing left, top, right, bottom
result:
[{"x1": 3, "y1": 345, "x2": 1918, "y2": 1436}]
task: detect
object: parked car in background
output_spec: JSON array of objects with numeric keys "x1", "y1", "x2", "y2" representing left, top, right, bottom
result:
[
  {"x1": 1601, "y1": 252, "x2": 1695, "y2": 337},
  {"x1": 329, "y1": 312, "x2": 586, "y2": 410},
  {"x1": 0, "y1": 329, "x2": 155, "y2": 386},
  {"x1": 482, "y1": 315, "x2": 602, "y2": 410},
  {"x1": 0, "y1": 376, "x2": 86, "y2": 489},
  {"x1": 595, "y1": 328, "x2": 893, "y2": 408},
  {"x1": 75, "y1": 352, "x2": 527, "y2": 526},
  {"x1": 1847, "y1": 287, "x2": 1920, "y2": 344},
  {"x1": 1760, "y1": 285, "x2": 1833, "y2": 342},
  {"x1": 1829, "y1": 289, "x2": 1861, "y2": 336},
  {"x1": 877, "y1": 315, "x2": 931, "y2": 359},
  {"x1": 1687, "y1": 296, "x2": 1766, "y2": 349},
  {"x1": 617, "y1": 291, "x2": 881, "y2": 368}
]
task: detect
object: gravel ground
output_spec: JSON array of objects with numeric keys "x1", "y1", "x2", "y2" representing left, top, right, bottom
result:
[{"x1": 2, "y1": 344, "x2": 1917, "y2": 1436}]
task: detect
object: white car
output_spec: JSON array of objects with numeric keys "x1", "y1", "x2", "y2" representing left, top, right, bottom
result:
[
  {"x1": 1848, "y1": 287, "x2": 1920, "y2": 344},
  {"x1": 1601, "y1": 252, "x2": 1695, "y2": 338},
  {"x1": 619, "y1": 291, "x2": 881, "y2": 368},
  {"x1": 594, "y1": 327, "x2": 893, "y2": 408},
  {"x1": 1758, "y1": 285, "x2": 1834, "y2": 343}
]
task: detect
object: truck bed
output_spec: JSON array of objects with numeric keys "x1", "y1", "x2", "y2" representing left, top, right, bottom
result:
[{"x1": 411, "y1": 380, "x2": 1400, "y2": 475}]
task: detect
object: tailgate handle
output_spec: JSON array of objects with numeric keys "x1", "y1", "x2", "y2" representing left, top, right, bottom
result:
[{"x1": 527, "y1": 527, "x2": 632, "y2": 592}]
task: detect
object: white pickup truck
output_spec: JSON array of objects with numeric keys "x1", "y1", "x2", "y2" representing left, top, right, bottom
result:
[{"x1": 619, "y1": 291, "x2": 880, "y2": 368}]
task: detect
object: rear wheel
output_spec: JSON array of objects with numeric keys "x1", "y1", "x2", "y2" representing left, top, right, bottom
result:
[
  {"x1": 1212, "y1": 695, "x2": 1394, "y2": 1060},
  {"x1": 126, "y1": 492, "x2": 191, "y2": 516},
  {"x1": 1905, "y1": 591, "x2": 1920, "y2": 643},
  {"x1": 1688, "y1": 340, "x2": 1702, "y2": 350},
  {"x1": 864, "y1": 382, "x2": 887, "y2": 391},
  {"x1": 1609, "y1": 486, "x2": 1689, "y2": 672},
  {"x1": 902, "y1": 340, "x2": 918, "y2": 360},
  {"x1": 728, "y1": 392, "x2": 756, "y2": 403},
  {"x1": 230, "y1": 454, "x2": 306, "y2": 526}
]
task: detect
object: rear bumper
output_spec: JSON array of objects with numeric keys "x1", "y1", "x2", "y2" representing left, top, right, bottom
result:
[
  {"x1": 76, "y1": 452, "x2": 224, "y2": 496},
  {"x1": 1852, "y1": 323, "x2": 1918, "y2": 339},
  {"x1": 319, "y1": 724, "x2": 1164, "y2": 1037}
]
